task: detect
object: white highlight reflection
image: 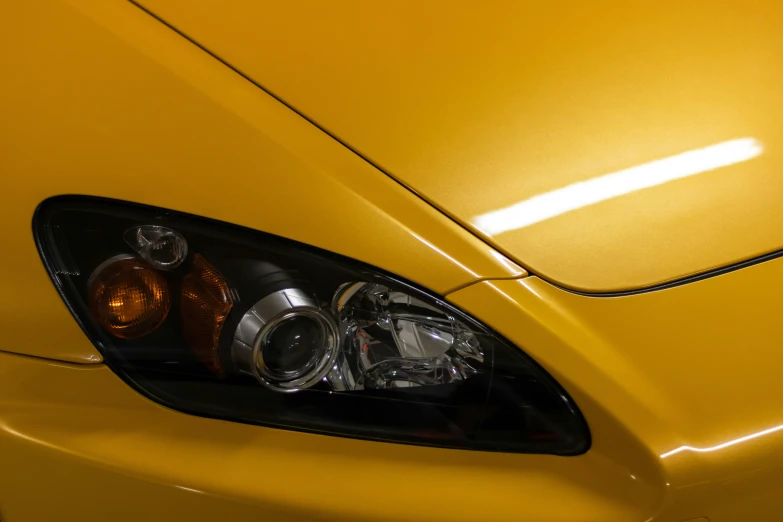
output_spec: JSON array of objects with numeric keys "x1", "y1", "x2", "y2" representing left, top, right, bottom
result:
[
  {"x1": 410, "y1": 233, "x2": 479, "y2": 278},
  {"x1": 661, "y1": 423, "x2": 783, "y2": 459},
  {"x1": 472, "y1": 138, "x2": 764, "y2": 236},
  {"x1": 488, "y1": 249, "x2": 523, "y2": 275}
]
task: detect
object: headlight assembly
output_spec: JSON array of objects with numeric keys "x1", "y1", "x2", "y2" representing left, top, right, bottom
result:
[{"x1": 35, "y1": 197, "x2": 589, "y2": 454}]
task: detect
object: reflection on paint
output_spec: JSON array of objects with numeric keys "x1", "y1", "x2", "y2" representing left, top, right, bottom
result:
[
  {"x1": 488, "y1": 249, "x2": 524, "y2": 275},
  {"x1": 176, "y1": 485, "x2": 205, "y2": 494},
  {"x1": 410, "y1": 233, "x2": 479, "y2": 278},
  {"x1": 472, "y1": 138, "x2": 764, "y2": 236},
  {"x1": 661, "y1": 422, "x2": 783, "y2": 458}
]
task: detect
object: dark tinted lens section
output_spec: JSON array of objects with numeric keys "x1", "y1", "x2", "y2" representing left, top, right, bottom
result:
[
  {"x1": 34, "y1": 197, "x2": 590, "y2": 455},
  {"x1": 264, "y1": 316, "x2": 323, "y2": 377}
]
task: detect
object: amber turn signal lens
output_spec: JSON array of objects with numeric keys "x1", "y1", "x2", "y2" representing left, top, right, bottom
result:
[
  {"x1": 88, "y1": 257, "x2": 170, "y2": 339},
  {"x1": 181, "y1": 254, "x2": 233, "y2": 375}
]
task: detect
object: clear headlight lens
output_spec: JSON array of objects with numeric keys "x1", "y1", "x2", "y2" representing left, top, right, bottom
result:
[
  {"x1": 331, "y1": 283, "x2": 485, "y2": 390},
  {"x1": 35, "y1": 197, "x2": 589, "y2": 454}
]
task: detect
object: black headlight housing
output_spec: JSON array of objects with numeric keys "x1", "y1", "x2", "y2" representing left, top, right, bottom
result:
[{"x1": 34, "y1": 196, "x2": 589, "y2": 454}]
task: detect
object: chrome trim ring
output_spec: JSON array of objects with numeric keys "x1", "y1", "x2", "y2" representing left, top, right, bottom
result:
[{"x1": 231, "y1": 288, "x2": 339, "y2": 393}]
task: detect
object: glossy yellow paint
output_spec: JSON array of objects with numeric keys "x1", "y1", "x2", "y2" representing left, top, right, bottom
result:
[
  {"x1": 0, "y1": 350, "x2": 655, "y2": 522},
  {"x1": 137, "y1": 0, "x2": 783, "y2": 293},
  {"x1": 2, "y1": 1, "x2": 782, "y2": 522},
  {"x1": 7, "y1": 239, "x2": 783, "y2": 522},
  {"x1": 0, "y1": 0, "x2": 523, "y2": 363},
  {"x1": 448, "y1": 257, "x2": 783, "y2": 522}
]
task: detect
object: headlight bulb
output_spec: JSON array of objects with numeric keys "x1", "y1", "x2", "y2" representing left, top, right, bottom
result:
[
  {"x1": 87, "y1": 255, "x2": 170, "y2": 339},
  {"x1": 329, "y1": 282, "x2": 484, "y2": 390},
  {"x1": 125, "y1": 225, "x2": 188, "y2": 270}
]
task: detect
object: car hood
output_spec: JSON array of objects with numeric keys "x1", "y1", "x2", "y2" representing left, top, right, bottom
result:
[{"x1": 136, "y1": 0, "x2": 783, "y2": 292}]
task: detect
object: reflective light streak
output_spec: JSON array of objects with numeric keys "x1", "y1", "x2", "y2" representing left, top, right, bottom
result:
[
  {"x1": 176, "y1": 485, "x2": 205, "y2": 494},
  {"x1": 472, "y1": 138, "x2": 764, "y2": 236},
  {"x1": 410, "y1": 233, "x2": 479, "y2": 278},
  {"x1": 661, "y1": 422, "x2": 783, "y2": 458},
  {"x1": 488, "y1": 249, "x2": 524, "y2": 275}
]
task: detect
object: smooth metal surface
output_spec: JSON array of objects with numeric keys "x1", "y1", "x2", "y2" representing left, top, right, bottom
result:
[
  {"x1": 136, "y1": 0, "x2": 783, "y2": 293},
  {"x1": 0, "y1": 351, "x2": 656, "y2": 522},
  {"x1": 0, "y1": 0, "x2": 523, "y2": 363},
  {"x1": 447, "y1": 254, "x2": 783, "y2": 522},
  {"x1": 2, "y1": 0, "x2": 782, "y2": 521}
]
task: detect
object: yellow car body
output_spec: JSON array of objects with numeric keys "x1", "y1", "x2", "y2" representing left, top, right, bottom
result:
[{"x1": 1, "y1": 1, "x2": 782, "y2": 521}]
